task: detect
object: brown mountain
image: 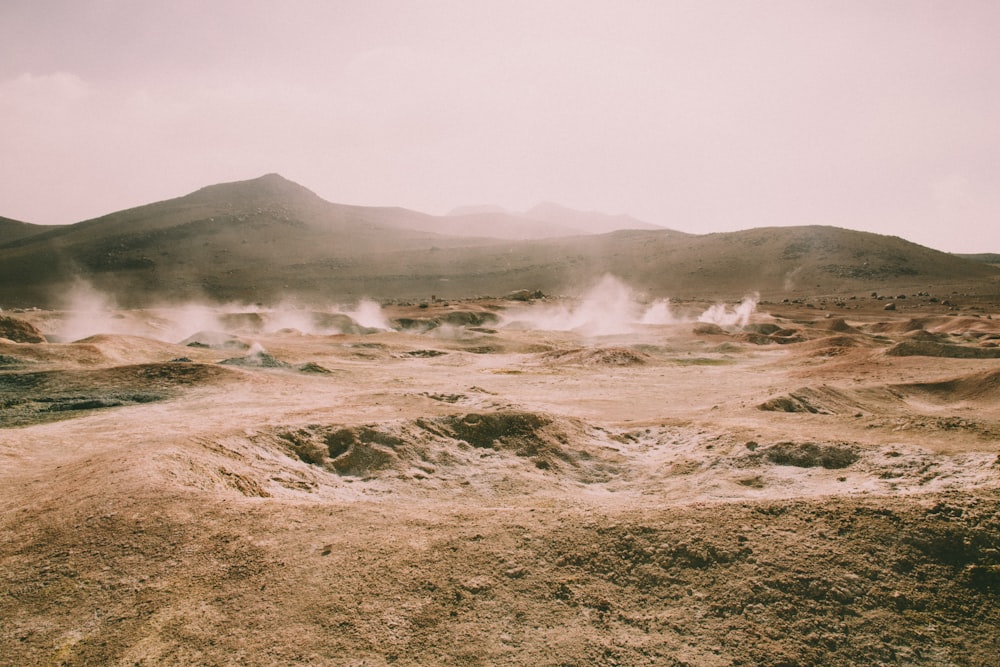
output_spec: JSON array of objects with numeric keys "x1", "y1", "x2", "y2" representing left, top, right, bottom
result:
[
  {"x1": 0, "y1": 174, "x2": 491, "y2": 305},
  {"x1": 1, "y1": 174, "x2": 996, "y2": 307}
]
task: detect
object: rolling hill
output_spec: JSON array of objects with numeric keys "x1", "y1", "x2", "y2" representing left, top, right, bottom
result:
[
  {"x1": 957, "y1": 253, "x2": 1000, "y2": 268},
  {"x1": 0, "y1": 215, "x2": 47, "y2": 245},
  {"x1": 1, "y1": 174, "x2": 997, "y2": 307}
]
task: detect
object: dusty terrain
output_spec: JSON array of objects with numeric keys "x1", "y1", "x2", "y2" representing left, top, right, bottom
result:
[{"x1": 2, "y1": 283, "x2": 999, "y2": 665}]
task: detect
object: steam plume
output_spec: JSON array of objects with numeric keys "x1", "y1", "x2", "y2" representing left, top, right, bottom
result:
[{"x1": 697, "y1": 294, "x2": 759, "y2": 328}]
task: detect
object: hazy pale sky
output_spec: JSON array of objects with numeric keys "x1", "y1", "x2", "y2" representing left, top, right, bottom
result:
[{"x1": 2, "y1": 0, "x2": 998, "y2": 252}]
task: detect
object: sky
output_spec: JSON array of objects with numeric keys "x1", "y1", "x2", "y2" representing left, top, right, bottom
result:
[{"x1": 1, "y1": 0, "x2": 998, "y2": 253}]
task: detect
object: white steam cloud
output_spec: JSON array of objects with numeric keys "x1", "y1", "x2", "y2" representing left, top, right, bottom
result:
[
  {"x1": 639, "y1": 299, "x2": 678, "y2": 325},
  {"x1": 43, "y1": 279, "x2": 757, "y2": 343},
  {"x1": 506, "y1": 274, "x2": 642, "y2": 336},
  {"x1": 48, "y1": 282, "x2": 391, "y2": 342},
  {"x1": 246, "y1": 341, "x2": 268, "y2": 358},
  {"x1": 57, "y1": 281, "x2": 121, "y2": 342},
  {"x1": 697, "y1": 294, "x2": 759, "y2": 328},
  {"x1": 346, "y1": 299, "x2": 390, "y2": 330},
  {"x1": 503, "y1": 275, "x2": 757, "y2": 335}
]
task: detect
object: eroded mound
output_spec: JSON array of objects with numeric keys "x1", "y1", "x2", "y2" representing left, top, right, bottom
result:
[
  {"x1": 269, "y1": 411, "x2": 618, "y2": 480},
  {"x1": 181, "y1": 330, "x2": 249, "y2": 350},
  {"x1": 0, "y1": 315, "x2": 46, "y2": 343},
  {"x1": 897, "y1": 369, "x2": 1000, "y2": 403},
  {"x1": 390, "y1": 310, "x2": 500, "y2": 332},
  {"x1": 542, "y1": 347, "x2": 650, "y2": 366},
  {"x1": 866, "y1": 316, "x2": 1000, "y2": 337},
  {"x1": 219, "y1": 350, "x2": 291, "y2": 368},
  {"x1": 886, "y1": 341, "x2": 1000, "y2": 358},
  {"x1": 818, "y1": 317, "x2": 862, "y2": 334},
  {"x1": 758, "y1": 385, "x2": 883, "y2": 415},
  {"x1": 760, "y1": 369, "x2": 1000, "y2": 420},
  {"x1": 432, "y1": 412, "x2": 577, "y2": 470},
  {"x1": 753, "y1": 441, "x2": 861, "y2": 469},
  {"x1": 865, "y1": 317, "x2": 937, "y2": 334},
  {"x1": 439, "y1": 310, "x2": 501, "y2": 327},
  {"x1": 306, "y1": 312, "x2": 374, "y2": 334},
  {"x1": 68, "y1": 334, "x2": 198, "y2": 366},
  {"x1": 794, "y1": 334, "x2": 871, "y2": 357}
]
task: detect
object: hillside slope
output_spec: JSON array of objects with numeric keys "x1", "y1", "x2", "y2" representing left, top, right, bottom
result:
[
  {"x1": 1, "y1": 175, "x2": 996, "y2": 307},
  {"x1": 0, "y1": 215, "x2": 47, "y2": 245},
  {"x1": 0, "y1": 174, "x2": 496, "y2": 305},
  {"x1": 325, "y1": 225, "x2": 999, "y2": 302}
]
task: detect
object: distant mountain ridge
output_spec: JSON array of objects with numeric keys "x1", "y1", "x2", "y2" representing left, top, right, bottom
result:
[
  {"x1": 524, "y1": 202, "x2": 665, "y2": 235},
  {"x1": 442, "y1": 201, "x2": 668, "y2": 239},
  {"x1": 0, "y1": 174, "x2": 996, "y2": 307}
]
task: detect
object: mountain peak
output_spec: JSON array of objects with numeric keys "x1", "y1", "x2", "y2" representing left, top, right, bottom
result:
[{"x1": 187, "y1": 173, "x2": 322, "y2": 206}]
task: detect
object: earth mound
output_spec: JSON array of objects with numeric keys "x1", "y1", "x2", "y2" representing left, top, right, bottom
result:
[
  {"x1": 308, "y1": 312, "x2": 375, "y2": 334},
  {"x1": 817, "y1": 317, "x2": 862, "y2": 334},
  {"x1": 432, "y1": 412, "x2": 577, "y2": 470},
  {"x1": 864, "y1": 317, "x2": 935, "y2": 334},
  {"x1": 277, "y1": 425, "x2": 406, "y2": 477},
  {"x1": 542, "y1": 347, "x2": 650, "y2": 367},
  {"x1": 886, "y1": 341, "x2": 1000, "y2": 358},
  {"x1": 439, "y1": 310, "x2": 501, "y2": 327},
  {"x1": 181, "y1": 330, "x2": 249, "y2": 350},
  {"x1": 270, "y1": 411, "x2": 615, "y2": 480},
  {"x1": 755, "y1": 441, "x2": 861, "y2": 469},
  {"x1": 219, "y1": 348, "x2": 291, "y2": 368},
  {"x1": 794, "y1": 335, "x2": 870, "y2": 357},
  {"x1": 68, "y1": 333, "x2": 192, "y2": 364},
  {"x1": 389, "y1": 310, "x2": 500, "y2": 332},
  {"x1": 758, "y1": 386, "x2": 870, "y2": 414},
  {"x1": 902, "y1": 329, "x2": 945, "y2": 342},
  {"x1": 897, "y1": 369, "x2": 1000, "y2": 404},
  {"x1": 0, "y1": 315, "x2": 46, "y2": 343}
]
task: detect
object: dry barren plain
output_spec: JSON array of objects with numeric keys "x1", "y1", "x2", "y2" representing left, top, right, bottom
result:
[{"x1": 2, "y1": 283, "x2": 999, "y2": 666}]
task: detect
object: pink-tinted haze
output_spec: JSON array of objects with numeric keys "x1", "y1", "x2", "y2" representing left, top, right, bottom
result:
[{"x1": 1, "y1": 0, "x2": 998, "y2": 252}]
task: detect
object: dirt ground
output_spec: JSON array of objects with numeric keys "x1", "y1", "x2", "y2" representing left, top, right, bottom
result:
[{"x1": 1, "y1": 289, "x2": 999, "y2": 666}]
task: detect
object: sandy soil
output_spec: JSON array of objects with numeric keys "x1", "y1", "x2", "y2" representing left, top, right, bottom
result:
[{"x1": 2, "y1": 292, "x2": 999, "y2": 665}]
